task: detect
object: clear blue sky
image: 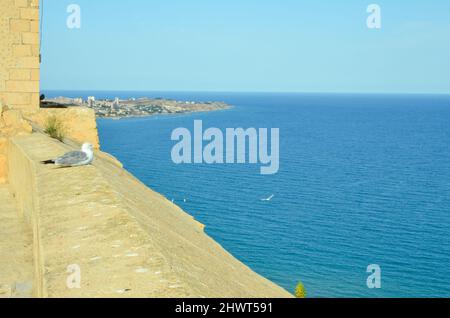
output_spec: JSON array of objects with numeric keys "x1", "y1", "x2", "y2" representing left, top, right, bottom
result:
[{"x1": 41, "y1": 0, "x2": 450, "y2": 93}]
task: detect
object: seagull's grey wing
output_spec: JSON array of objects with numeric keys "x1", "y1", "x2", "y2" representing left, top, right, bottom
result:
[{"x1": 55, "y1": 151, "x2": 88, "y2": 166}]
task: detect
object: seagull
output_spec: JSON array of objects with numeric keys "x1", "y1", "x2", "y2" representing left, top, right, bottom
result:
[
  {"x1": 261, "y1": 194, "x2": 274, "y2": 202},
  {"x1": 41, "y1": 143, "x2": 94, "y2": 167}
]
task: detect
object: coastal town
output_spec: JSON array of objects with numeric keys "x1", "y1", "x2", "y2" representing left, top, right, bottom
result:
[{"x1": 41, "y1": 95, "x2": 231, "y2": 118}]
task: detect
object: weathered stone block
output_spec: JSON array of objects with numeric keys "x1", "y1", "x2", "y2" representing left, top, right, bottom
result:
[
  {"x1": 15, "y1": 56, "x2": 39, "y2": 68},
  {"x1": 30, "y1": 20, "x2": 39, "y2": 32},
  {"x1": 5, "y1": 80, "x2": 39, "y2": 93},
  {"x1": 10, "y1": 69, "x2": 31, "y2": 80},
  {"x1": 31, "y1": 92, "x2": 40, "y2": 106},
  {"x1": 13, "y1": 44, "x2": 31, "y2": 57},
  {"x1": 21, "y1": 32, "x2": 39, "y2": 45},
  {"x1": 20, "y1": 8, "x2": 39, "y2": 20},
  {"x1": 30, "y1": 69, "x2": 39, "y2": 81},
  {"x1": 3, "y1": 92, "x2": 31, "y2": 105},
  {"x1": 10, "y1": 19, "x2": 30, "y2": 32},
  {"x1": 15, "y1": 0, "x2": 29, "y2": 8},
  {"x1": 31, "y1": 44, "x2": 39, "y2": 56}
]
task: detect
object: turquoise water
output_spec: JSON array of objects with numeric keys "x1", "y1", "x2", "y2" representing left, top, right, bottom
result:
[{"x1": 47, "y1": 91, "x2": 450, "y2": 297}]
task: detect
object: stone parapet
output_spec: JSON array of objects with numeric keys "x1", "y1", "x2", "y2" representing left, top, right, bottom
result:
[{"x1": 7, "y1": 132, "x2": 292, "y2": 298}]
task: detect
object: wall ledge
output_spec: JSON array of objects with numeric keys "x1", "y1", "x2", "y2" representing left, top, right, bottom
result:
[{"x1": 7, "y1": 132, "x2": 292, "y2": 298}]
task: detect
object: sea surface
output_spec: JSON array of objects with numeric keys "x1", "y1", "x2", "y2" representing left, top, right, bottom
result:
[{"x1": 45, "y1": 91, "x2": 450, "y2": 297}]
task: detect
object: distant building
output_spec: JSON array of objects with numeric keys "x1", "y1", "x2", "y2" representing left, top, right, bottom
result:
[
  {"x1": 87, "y1": 96, "x2": 96, "y2": 107},
  {"x1": 112, "y1": 97, "x2": 120, "y2": 111}
]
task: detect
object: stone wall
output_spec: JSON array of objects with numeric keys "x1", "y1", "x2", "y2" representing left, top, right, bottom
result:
[
  {"x1": 0, "y1": 0, "x2": 40, "y2": 183},
  {"x1": 8, "y1": 132, "x2": 292, "y2": 297},
  {"x1": 0, "y1": 0, "x2": 40, "y2": 113},
  {"x1": 0, "y1": 106, "x2": 33, "y2": 183},
  {"x1": 26, "y1": 107, "x2": 101, "y2": 149}
]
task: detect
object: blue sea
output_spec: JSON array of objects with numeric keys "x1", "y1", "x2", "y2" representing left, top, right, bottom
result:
[{"x1": 45, "y1": 91, "x2": 450, "y2": 298}]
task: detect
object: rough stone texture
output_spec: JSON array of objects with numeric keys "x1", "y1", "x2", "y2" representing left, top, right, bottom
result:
[
  {"x1": 0, "y1": 106, "x2": 32, "y2": 183},
  {"x1": 0, "y1": 185, "x2": 33, "y2": 298},
  {"x1": 0, "y1": 0, "x2": 39, "y2": 183},
  {"x1": 7, "y1": 132, "x2": 292, "y2": 298},
  {"x1": 26, "y1": 107, "x2": 100, "y2": 149},
  {"x1": 0, "y1": 155, "x2": 7, "y2": 184},
  {"x1": 0, "y1": 0, "x2": 40, "y2": 113}
]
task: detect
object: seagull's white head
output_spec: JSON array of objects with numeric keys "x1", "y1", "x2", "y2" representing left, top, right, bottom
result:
[{"x1": 81, "y1": 143, "x2": 94, "y2": 153}]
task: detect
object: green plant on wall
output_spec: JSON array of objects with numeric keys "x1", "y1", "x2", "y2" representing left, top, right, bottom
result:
[
  {"x1": 44, "y1": 115, "x2": 66, "y2": 142},
  {"x1": 295, "y1": 281, "x2": 307, "y2": 298}
]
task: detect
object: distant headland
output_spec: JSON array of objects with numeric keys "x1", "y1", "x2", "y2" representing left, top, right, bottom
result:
[{"x1": 41, "y1": 96, "x2": 231, "y2": 119}]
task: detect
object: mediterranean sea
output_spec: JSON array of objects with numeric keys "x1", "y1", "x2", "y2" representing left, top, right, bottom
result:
[{"x1": 45, "y1": 91, "x2": 450, "y2": 297}]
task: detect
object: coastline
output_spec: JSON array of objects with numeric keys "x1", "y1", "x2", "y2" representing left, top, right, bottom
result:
[
  {"x1": 42, "y1": 96, "x2": 232, "y2": 120},
  {"x1": 99, "y1": 104, "x2": 234, "y2": 121}
]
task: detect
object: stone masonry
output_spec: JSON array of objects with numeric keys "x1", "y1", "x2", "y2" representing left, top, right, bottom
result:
[
  {"x1": 0, "y1": 0, "x2": 40, "y2": 183},
  {"x1": 0, "y1": 0, "x2": 40, "y2": 113}
]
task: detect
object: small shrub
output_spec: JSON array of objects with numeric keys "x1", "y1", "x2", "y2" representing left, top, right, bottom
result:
[
  {"x1": 44, "y1": 115, "x2": 66, "y2": 141},
  {"x1": 295, "y1": 281, "x2": 307, "y2": 298}
]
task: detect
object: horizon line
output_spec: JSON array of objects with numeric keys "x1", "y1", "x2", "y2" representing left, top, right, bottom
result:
[{"x1": 41, "y1": 89, "x2": 450, "y2": 96}]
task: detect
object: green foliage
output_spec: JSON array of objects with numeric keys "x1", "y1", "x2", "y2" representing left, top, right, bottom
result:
[
  {"x1": 295, "y1": 281, "x2": 307, "y2": 298},
  {"x1": 44, "y1": 115, "x2": 66, "y2": 142}
]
